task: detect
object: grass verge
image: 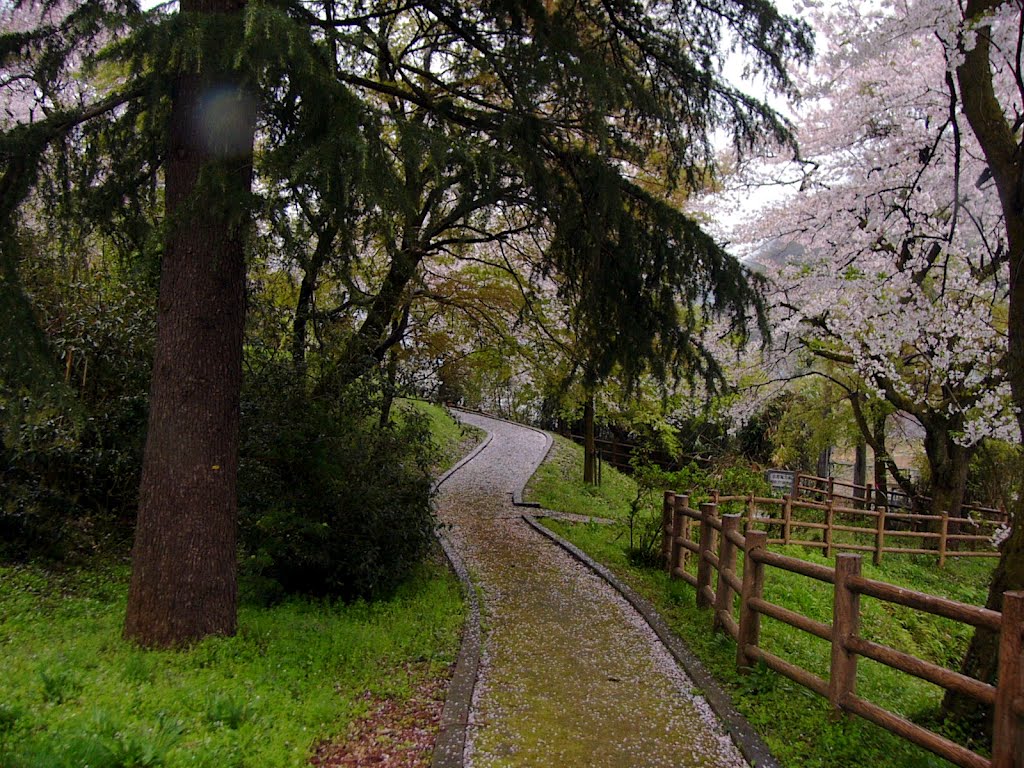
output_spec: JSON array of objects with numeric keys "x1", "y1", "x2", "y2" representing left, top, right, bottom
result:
[
  {"x1": 0, "y1": 558, "x2": 463, "y2": 768},
  {"x1": 528, "y1": 435, "x2": 995, "y2": 768},
  {"x1": 398, "y1": 398, "x2": 486, "y2": 473},
  {"x1": 0, "y1": 402, "x2": 475, "y2": 768}
]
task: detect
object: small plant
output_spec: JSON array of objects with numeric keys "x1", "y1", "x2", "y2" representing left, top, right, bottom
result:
[
  {"x1": 204, "y1": 692, "x2": 250, "y2": 729},
  {"x1": 120, "y1": 652, "x2": 155, "y2": 685},
  {"x1": 0, "y1": 702, "x2": 23, "y2": 739},
  {"x1": 39, "y1": 664, "x2": 82, "y2": 705}
]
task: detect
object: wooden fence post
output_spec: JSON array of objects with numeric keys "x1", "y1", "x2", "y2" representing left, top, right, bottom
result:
[
  {"x1": 737, "y1": 530, "x2": 768, "y2": 670},
  {"x1": 714, "y1": 515, "x2": 741, "y2": 633},
  {"x1": 874, "y1": 507, "x2": 886, "y2": 566},
  {"x1": 828, "y1": 476, "x2": 835, "y2": 503},
  {"x1": 669, "y1": 494, "x2": 688, "y2": 579},
  {"x1": 662, "y1": 491, "x2": 676, "y2": 566},
  {"x1": 746, "y1": 494, "x2": 756, "y2": 532},
  {"x1": 992, "y1": 591, "x2": 1024, "y2": 768},
  {"x1": 783, "y1": 494, "x2": 793, "y2": 545},
  {"x1": 825, "y1": 499, "x2": 835, "y2": 558},
  {"x1": 696, "y1": 502, "x2": 718, "y2": 609},
  {"x1": 938, "y1": 512, "x2": 949, "y2": 568},
  {"x1": 829, "y1": 553, "x2": 862, "y2": 717}
]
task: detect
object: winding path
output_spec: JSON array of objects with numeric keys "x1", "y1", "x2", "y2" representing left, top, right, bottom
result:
[{"x1": 437, "y1": 411, "x2": 748, "y2": 768}]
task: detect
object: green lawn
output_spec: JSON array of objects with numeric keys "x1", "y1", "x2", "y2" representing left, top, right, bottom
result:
[
  {"x1": 0, "y1": 560, "x2": 463, "y2": 768},
  {"x1": 397, "y1": 398, "x2": 485, "y2": 473},
  {"x1": 0, "y1": 400, "x2": 474, "y2": 768},
  {"x1": 528, "y1": 434, "x2": 996, "y2": 768}
]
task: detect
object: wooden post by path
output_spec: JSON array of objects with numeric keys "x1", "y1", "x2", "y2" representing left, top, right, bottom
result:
[
  {"x1": 874, "y1": 507, "x2": 887, "y2": 566},
  {"x1": 825, "y1": 499, "x2": 835, "y2": 559},
  {"x1": 737, "y1": 530, "x2": 768, "y2": 670},
  {"x1": 662, "y1": 491, "x2": 675, "y2": 566},
  {"x1": 992, "y1": 591, "x2": 1024, "y2": 768},
  {"x1": 714, "y1": 515, "x2": 741, "y2": 633},
  {"x1": 938, "y1": 512, "x2": 949, "y2": 568},
  {"x1": 829, "y1": 554, "x2": 862, "y2": 717},
  {"x1": 696, "y1": 502, "x2": 717, "y2": 609},
  {"x1": 673, "y1": 494, "x2": 689, "y2": 577},
  {"x1": 783, "y1": 494, "x2": 792, "y2": 545}
]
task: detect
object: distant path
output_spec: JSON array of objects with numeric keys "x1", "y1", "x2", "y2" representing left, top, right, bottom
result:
[{"x1": 438, "y1": 411, "x2": 747, "y2": 768}]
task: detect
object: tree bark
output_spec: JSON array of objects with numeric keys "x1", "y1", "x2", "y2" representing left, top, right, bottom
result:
[
  {"x1": 942, "y1": 0, "x2": 1024, "y2": 731},
  {"x1": 922, "y1": 420, "x2": 972, "y2": 518},
  {"x1": 333, "y1": 247, "x2": 422, "y2": 386},
  {"x1": 583, "y1": 393, "x2": 596, "y2": 484},
  {"x1": 124, "y1": 0, "x2": 256, "y2": 648},
  {"x1": 853, "y1": 440, "x2": 867, "y2": 504},
  {"x1": 291, "y1": 222, "x2": 338, "y2": 371}
]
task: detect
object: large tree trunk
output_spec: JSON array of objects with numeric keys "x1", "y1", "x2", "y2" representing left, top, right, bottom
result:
[
  {"x1": 853, "y1": 439, "x2": 867, "y2": 505},
  {"x1": 942, "y1": 0, "x2": 1024, "y2": 734},
  {"x1": 124, "y1": 0, "x2": 256, "y2": 648},
  {"x1": 922, "y1": 422, "x2": 972, "y2": 518},
  {"x1": 583, "y1": 393, "x2": 596, "y2": 484}
]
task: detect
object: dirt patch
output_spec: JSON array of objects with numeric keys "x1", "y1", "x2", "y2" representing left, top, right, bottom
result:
[{"x1": 309, "y1": 665, "x2": 451, "y2": 768}]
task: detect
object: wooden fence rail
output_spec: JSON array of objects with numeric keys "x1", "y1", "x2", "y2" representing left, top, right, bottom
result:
[
  {"x1": 661, "y1": 491, "x2": 1024, "y2": 768},
  {"x1": 791, "y1": 472, "x2": 1007, "y2": 523},
  {"x1": 706, "y1": 491, "x2": 1003, "y2": 567}
]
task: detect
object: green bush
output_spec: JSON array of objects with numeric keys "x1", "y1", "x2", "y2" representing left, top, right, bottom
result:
[
  {"x1": 239, "y1": 370, "x2": 439, "y2": 601},
  {"x1": 0, "y1": 274, "x2": 154, "y2": 562}
]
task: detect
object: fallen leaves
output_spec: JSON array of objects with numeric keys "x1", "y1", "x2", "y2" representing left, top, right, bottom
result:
[{"x1": 310, "y1": 665, "x2": 451, "y2": 768}]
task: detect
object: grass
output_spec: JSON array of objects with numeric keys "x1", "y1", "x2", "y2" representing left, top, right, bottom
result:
[
  {"x1": 0, "y1": 558, "x2": 463, "y2": 768},
  {"x1": 527, "y1": 435, "x2": 996, "y2": 768},
  {"x1": 397, "y1": 398, "x2": 486, "y2": 473},
  {"x1": 525, "y1": 434, "x2": 638, "y2": 519},
  {"x1": 0, "y1": 401, "x2": 476, "y2": 768}
]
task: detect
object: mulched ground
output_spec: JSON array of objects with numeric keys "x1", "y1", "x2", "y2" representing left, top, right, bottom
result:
[{"x1": 309, "y1": 665, "x2": 452, "y2": 768}]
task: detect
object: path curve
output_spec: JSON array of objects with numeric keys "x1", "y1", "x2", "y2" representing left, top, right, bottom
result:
[{"x1": 437, "y1": 411, "x2": 748, "y2": 768}]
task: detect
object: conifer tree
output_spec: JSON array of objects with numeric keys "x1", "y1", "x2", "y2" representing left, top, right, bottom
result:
[
  {"x1": 2, "y1": 0, "x2": 811, "y2": 646},
  {"x1": 122, "y1": 0, "x2": 257, "y2": 647}
]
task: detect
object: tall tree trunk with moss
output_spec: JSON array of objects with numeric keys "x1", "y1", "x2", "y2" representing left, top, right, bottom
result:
[
  {"x1": 941, "y1": 0, "x2": 1024, "y2": 732},
  {"x1": 583, "y1": 393, "x2": 597, "y2": 484},
  {"x1": 124, "y1": 0, "x2": 256, "y2": 649}
]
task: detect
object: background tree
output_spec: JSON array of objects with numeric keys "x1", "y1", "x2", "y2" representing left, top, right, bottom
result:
[{"x1": 715, "y1": 0, "x2": 1021, "y2": 735}]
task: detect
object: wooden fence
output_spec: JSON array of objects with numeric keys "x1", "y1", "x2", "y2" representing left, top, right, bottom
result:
[
  {"x1": 791, "y1": 472, "x2": 1008, "y2": 523},
  {"x1": 660, "y1": 491, "x2": 1024, "y2": 768},
  {"x1": 708, "y1": 491, "x2": 1003, "y2": 567}
]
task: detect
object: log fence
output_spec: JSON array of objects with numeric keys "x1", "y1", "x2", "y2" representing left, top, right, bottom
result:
[
  {"x1": 661, "y1": 491, "x2": 1024, "y2": 768},
  {"x1": 706, "y1": 491, "x2": 1003, "y2": 567},
  {"x1": 792, "y1": 472, "x2": 1007, "y2": 523}
]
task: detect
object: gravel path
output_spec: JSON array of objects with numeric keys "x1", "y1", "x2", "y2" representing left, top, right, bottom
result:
[{"x1": 438, "y1": 411, "x2": 748, "y2": 768}]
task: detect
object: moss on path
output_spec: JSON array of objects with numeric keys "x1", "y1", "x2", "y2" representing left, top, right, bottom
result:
[{"x1": 438, "y1": 412, "x2": 746, "y2": 768}]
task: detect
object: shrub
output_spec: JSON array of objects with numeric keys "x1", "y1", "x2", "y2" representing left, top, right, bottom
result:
[
  {"x1": 239, "y1": 369, "x2": 439, "y2": 601},
  {"x1": 0, "y1": 273, "x2": 154, "y2": 562}
]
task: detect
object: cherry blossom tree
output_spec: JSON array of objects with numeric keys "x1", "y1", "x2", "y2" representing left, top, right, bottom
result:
[{"x1": 716, "y1": 0, "x2": 1023, "y2": 733}]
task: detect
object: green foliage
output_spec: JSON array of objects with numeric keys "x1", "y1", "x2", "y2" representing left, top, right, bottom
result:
[
  {"x1": 771, "y1": 381, "x2": 858, "y2": 471},
  {"x1": 239, "y1": 369, "x2": 438, "y2": 601},
  {"x1": 396, "y1": 398, "x2": 484, "y2": 473},
  {"x1": 0, "y1": 262, "x2": 154, "y2": 561},
  {"x1": 0, "y1": 560, "x2": 463, "y2": 768},
  {"x1": 967, "y1": 439, "x2": 1022, "y2": 512}
]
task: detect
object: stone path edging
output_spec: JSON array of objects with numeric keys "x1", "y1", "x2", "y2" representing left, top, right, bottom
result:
[
  {"x1": 430, "y1": 432, "x2": 493, "y2": 768},
  {"x1": 522, "y1": 514, "x2": 781, "y2": 768}
]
